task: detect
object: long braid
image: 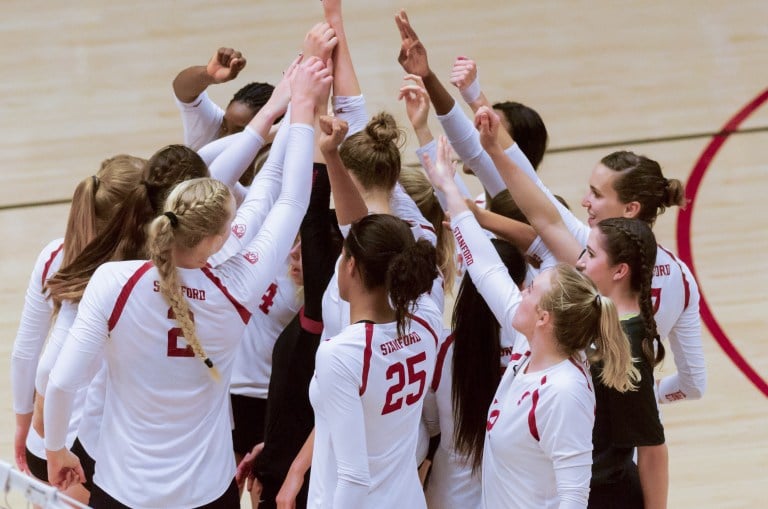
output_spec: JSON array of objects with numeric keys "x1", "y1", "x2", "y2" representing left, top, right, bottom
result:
[
  {"x1": 598, "y1": 218, "x2": 663, "y2": 367},
  {"x1": 148, "y1": 178, "x2": 232, "y2": 380}
]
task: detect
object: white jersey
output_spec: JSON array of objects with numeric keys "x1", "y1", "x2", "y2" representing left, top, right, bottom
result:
[
  {"x1": 11, "y1": 239, "x2": 84, "y2": 458},
  {"x1": 175, "y1": 91, "x2": 224, "y2": 151},
  {"x1": 307, "y1": 307, "x2": 440, "y2": 509},
  {"x1": 482, "y1": 355, "x2": 594, "y2": 509},
  {"x1": 44, "y1": 122, "x2": 315, "y2": 508},
  {"x1": 229, "y1": 271, "x2": 301, "y2": 398},
  {"x1": 441, "y1": 102, "x2": 705, "y2": 403}
]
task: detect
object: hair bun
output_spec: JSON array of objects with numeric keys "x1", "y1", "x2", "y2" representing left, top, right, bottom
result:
[{"x1": 365, "y1": 112, "x2": 401, "y2": 148}]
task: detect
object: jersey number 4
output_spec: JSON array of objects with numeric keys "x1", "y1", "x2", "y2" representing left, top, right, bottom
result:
[
  {"x1": 381, "y1": 352, "x2": 427, "y2": 415},
  {"x1": 167, "y1": 307, "x2": 195, "y2": 357}
]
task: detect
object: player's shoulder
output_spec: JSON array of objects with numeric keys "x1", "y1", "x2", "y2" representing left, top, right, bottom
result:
[{"x1": 91, "y1": 260, "x2": 153, "y2": 287}]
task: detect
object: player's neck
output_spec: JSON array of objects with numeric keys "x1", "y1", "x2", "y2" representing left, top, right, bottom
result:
[{"x1": 348, "y1": 285, "x2": 396, "y2": 326}]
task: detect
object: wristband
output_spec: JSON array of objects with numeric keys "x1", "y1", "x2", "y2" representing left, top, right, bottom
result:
[{"x1": 460, "y1": 76, "x2": 481, "y2": 104}]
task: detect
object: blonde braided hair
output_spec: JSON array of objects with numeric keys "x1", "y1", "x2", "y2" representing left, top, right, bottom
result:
[{"x1": 148, "y1": 178, "x2": 233, "y2": 381}]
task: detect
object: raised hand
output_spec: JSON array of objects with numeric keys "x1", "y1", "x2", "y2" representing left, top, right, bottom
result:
[
  {"x1": 46, "y1": 448, "x2": 86, "y2": 490},
  {"x1": 206, "y1": 47, "x2": 247, "y2": 84},
  {"x1": 474, "y1": 106, "x2": 502, "y2": 152},
  {"x1": 398, "y1": 74, "x2": 430, "y2": 132},
  {"x1": 265, "y1": 54, "x2": 304, "y2": 115},
  {"x1": 303, "y1": 22, "x2": 338, "y2": 62},
  {"x1": 318, "y1": 115, "x2": 349, "y2": 154},
  {"x1": 395, "y1": 10, "x2": 431, "y2": 78},
  {"x1": 291, "y1": 56, "x2": 334, "y2": 109},
  {"x1": 423, "y1": 136, "x2": 458, "y2": 192},
  {"x1": 449, "y1": 56, "x2": 478, "y2": 92}
]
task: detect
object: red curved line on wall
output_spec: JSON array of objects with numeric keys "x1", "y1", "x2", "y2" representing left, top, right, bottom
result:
[{"x1": 676, "y1": 88, "x2": 768, "y2": 397}]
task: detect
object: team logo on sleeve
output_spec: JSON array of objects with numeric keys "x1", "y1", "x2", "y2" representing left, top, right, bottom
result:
[
  {"x1": 243, "y1": 251, "x2": 259, "y2": 264},
  {"x1": 232, "y1": 223, "x2": 246, "y2": 238}
]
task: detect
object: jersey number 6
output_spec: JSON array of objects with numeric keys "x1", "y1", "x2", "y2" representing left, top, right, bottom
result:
[{"x1": 381, "y1": 352, "x2": 427, "y2": 415}]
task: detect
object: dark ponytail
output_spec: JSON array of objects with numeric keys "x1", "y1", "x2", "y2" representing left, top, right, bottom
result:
[
  {"x1": 451, "y1": 239, "x2": 527, "y2": 471},
  {"x1": 345, "y1": 214, "x2": 437, "y2": 337}
]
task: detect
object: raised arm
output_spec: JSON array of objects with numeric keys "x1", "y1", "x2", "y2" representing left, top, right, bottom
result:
[
  {"x1": 450, "y1": 56, "x2": 514, "y2": 149},
  {"x1": 173, "y1": 47, "x2": 246, "y2": 103},
  {"x1": 318, "y1": 116, "x2": 367, "y2": 226},
  {"x1": 475, "y1": 108, "x2": 583, "y2": 265}
]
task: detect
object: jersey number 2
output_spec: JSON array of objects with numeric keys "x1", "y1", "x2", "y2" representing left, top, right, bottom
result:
[
  {"x1": 381, "y1": 352, "x2": 427, "y2": 415},
  {"x1": 167, "y1": 307, "x2": 195, "y2": 357}
]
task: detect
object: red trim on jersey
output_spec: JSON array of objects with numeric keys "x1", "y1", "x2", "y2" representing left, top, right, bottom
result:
[
  {"x1": 201, "y1": 267, "x2": 252, "y2": 325},
  {"x1": 568, "y1": 358, "x2": 593, "y2": 392},
  {"x1": 658, "y1": 245, "x2": 691, "y2": 310},
  {"x1": 41, "y1": 243, "x2": 64, "y2": 287},
  {"x1": 418, "y1": 222, "x2": 436, "y2": 234},
  {"x1": 527, "y1": 375, "x2": 547, "y2": 442},
  {"x1": 359, "y1": 323, "x2": 374, "y2": 396},
  {"x1": 299, "y1": 307, "x2": 323, "y2": 334},
  {"x1": 409, "y1": 314, "x2": 439, "y2": 347},
  {"x1": 108, "y1": 261, "x2": 154, "y2": 331},
  {"x1": 431, "y1": 333, "x2": 455, "y2": 391}
]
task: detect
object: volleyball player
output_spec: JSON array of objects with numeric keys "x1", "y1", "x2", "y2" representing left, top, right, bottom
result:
[
  {"x1": 43, "y1": 56, "x2": 331, "y2": 508},
  {"x1": 11, "y1": 155, "x2": 144, "y2": 502}
]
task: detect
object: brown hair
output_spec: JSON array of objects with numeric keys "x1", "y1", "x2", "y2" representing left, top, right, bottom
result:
[
  {"x1": 62, "y1": 154, "x2": 146, "y2": 268},
  {"x1": 47, "y1": 145, "x2": 209, "y2": 304},
  {"x1": 339, "y1": 112, "x2": 403, "y2": 192},
  {"x1": 398, "y1": 166, "x2": 456, "y2": 294},
  {"x1": 148, "y1": 178, "x2": 233, "y2": 380},
  {"x1": 601, "y1": 151, "x2": 686, "y2": 226},
  {"x1": 596, "y1": 217, "x2": 663, "y2": 367},
  {"x1": 344, "y1": 214, "x2": 438, "y2": 337},
  {"x1": 541, "y1": 264, "x2": 639, "y2": 393}
]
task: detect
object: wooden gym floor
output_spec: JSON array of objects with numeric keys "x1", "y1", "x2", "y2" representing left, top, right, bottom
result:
[{"x1": 1, "y1": 1, "x2": 766, "y2": 507}]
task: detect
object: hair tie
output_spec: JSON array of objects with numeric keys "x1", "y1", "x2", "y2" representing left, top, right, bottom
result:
[
  {"x1": 594, "y1": 293, "x2": 602, "y2": 308},
  {"x1": 92, "y1": 175, "x2": 100, "y2": 190},
  {"x1": 164, "y1": 211, "x2": 179, "y2": 228},
  {"x1": 204, "y1": 358, "x2": 214, "y2": 368}
]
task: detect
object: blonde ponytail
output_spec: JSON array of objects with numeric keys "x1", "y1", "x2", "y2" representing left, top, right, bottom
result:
[{"x1": 589, "y1": 295, "x2": 640, "y2": 393}]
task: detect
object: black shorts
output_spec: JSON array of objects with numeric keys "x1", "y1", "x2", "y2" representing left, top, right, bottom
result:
[
  {"x1": 230, "y1": 394, "x2": 267, "y2": 455},
  {"x1": 589, "y1": 463, "x2": 643, "y2": 509},
  {"x1": 71, "y1": 437, "x2": 96, "y2": 491},
  {"x1": 90, "y1": 478, "x2": 239, "y2": 509},
  {"x1": 26, "y1": 447, "x2": 48, "y2": 482}
]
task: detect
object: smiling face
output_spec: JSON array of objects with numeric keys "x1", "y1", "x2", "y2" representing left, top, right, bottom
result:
[
  {"x1": 576, "y1": 227, "x2": 621, "y2": 296},
  {"x1": 581, "y1": 163, "x2": 634, "y2": 227}
]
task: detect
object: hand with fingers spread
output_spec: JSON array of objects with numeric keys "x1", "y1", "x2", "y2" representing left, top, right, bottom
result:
[
  {"x1": 395, "y1": 10, "x2": 431, "y2": 78},
  {"x1": 318, "y1": 115, "x2": 350, "y2": 154},
  {"x1": 398, "y1": 74, "x2": 431, "y2": 134},
  {"x1": 303, "y1": 22, "x2": 338, "y2": 62},
  {"x1": 206, "y1": 47, "x2": 247, "y2": 84},
  {"x1": 423, "y1": 136, "x2": 459, "y2": 193},
  {"x1": 46, "y1": 447, "x2": 86, "y2": 491},
  {"x1": 474, "y1": 106, "x2": 503, "y2": 153}
]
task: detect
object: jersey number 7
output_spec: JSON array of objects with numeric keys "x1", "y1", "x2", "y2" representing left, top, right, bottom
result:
[{"x1": 381, "y1": 352, "x2": 427, "y2": 415}]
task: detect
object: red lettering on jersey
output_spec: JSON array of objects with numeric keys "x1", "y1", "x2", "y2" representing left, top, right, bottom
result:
[
  {"x1": 486, "y1": 398, "x2": 500, "y2": 431},
  {"x1": 453, "y1": 226, "x2": 474, "y2": 267},
  {"x1": 381, "y1": 352, "x2": 428, "y2": 415},
  {"x1": 153, "y1": 280, "x2": 160, "y2": 292},
  {"x1": 258, "y1": 283, "x2": 278, "y2": 315},
  {"x1": 651, "y1": 287, "x2": 661, "y2": 314},
  {"x1": 166, "y1": 307, "x2": 195, "y2": 357},
  {"x1": 232, "y1": 223, "x2": 246, "y2": 239},
  {"x1": 244, "y1": 251, "x2": 259, "y2": 264},
  {"x1": 663, "y1": 390, "x2": 687, "y2": 402}
]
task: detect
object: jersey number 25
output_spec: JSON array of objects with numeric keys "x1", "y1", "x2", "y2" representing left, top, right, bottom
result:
[{"x1": 381, "y1": 352, "x2": 427, "y2": 415}]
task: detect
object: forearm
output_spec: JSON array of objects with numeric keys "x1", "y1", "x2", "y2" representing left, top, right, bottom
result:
[
  {"x1": 422, "y1": 71, "x2": 455, "y2": 116},
  {"x1": 173, "y1": 66, "x2": 215, "y2": 103},
  {"x1": 637, "y1": 444, "x2": 669, "y2": 509},
  {"x1": 322, "y1": 149, "x2": 367, "y2": 226},
  {"x1": 476, "y1": 209, "x2": 536, "y2": 252},
  {"x1": 326, "y1": 11, "x2": 360, "y2": 97},
  {"x1": 288, "y1": 428, "x2": 315, "y2": 479}
]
